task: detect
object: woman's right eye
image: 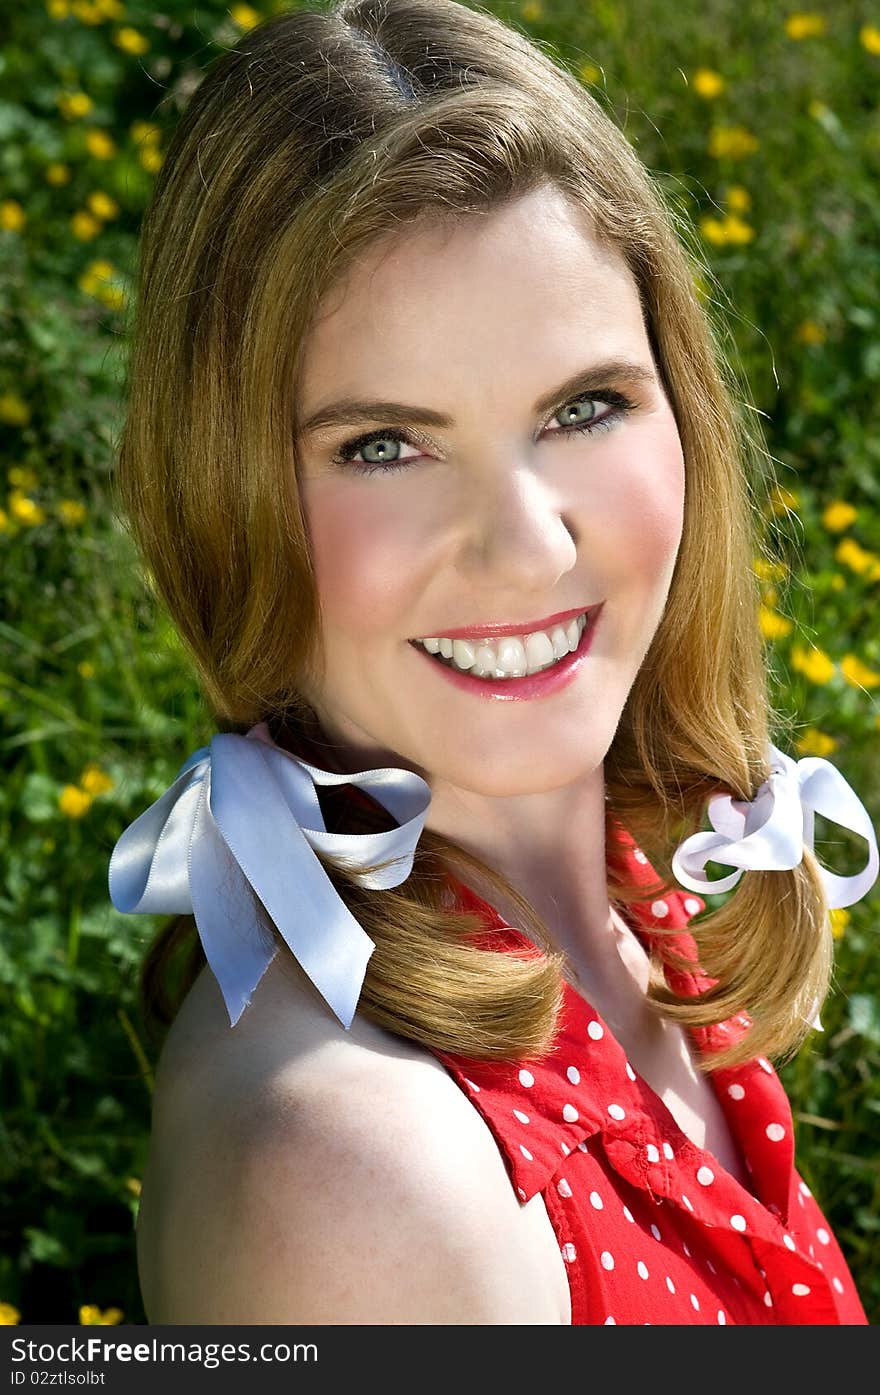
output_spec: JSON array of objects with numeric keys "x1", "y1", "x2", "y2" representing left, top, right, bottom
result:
[{"x1": 331, "y1": 427, "x2": 421, "y2": 474}]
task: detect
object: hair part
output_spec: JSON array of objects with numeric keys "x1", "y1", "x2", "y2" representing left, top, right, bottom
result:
[{"x1": 115, "y1": 0, "x2": 832, "y2": 1073}]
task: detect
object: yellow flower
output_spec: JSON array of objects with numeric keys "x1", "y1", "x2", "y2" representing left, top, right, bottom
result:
[
  {"x1": 86, "y1": 191, "x2": 120, "y2": 220},
  {"x1": 130, "y1": 120, "x2": 161, "y2": 146},
  {"x1": 125, "y1": 1177, "x2": 142, "y2": 1197},
  {"x1": 726, "y1": 185, "x2": 751, "y2": 212},
  {"x1": 835, "y1": 537, "x2": 874, "y2": 574},
  {"x1": 58, "y1": 91, "x2": 93, "y2": 119},
  {"x1": 77, "y1": 660, "x2": 96, "y2": 679},
  {"x1": 791, "y1": 642, "x2": 835, "y2": 684},
  {"x1": 785, "y1": 13, "x2": 826, "y2": 40},
  {"x1": 46, "y1": 162, "x2": 71, "y2": 186},
  {"x1": 761, "y1": 584, "x2": 778, "y2": 608},
  {"x1": 59, "y1": 786, "x2": 94, "y2": 818},
  {"x1": 578, "y1": 61, "x2": 601, "y2": 85},
  {"x1": 230, "y1": 3, "x2": 262, "y2": 27},
  {"x1": 796, "y1": 318, "x2": 826, "y2": 345},
  {"x1": 767, "y1": 484, "x2": 800, "y2": 516},
  {"x1": 840, "y1": 654, "x2": 880, "y2": 690},
  {"x1": 79, "y1": 1304, "x2": 124, "y2": 1325},
  {"x1": 0, "y1": 393, "x2": 31, "y2": 427},
  {"x1": 693, "y1": 68, "x2": 725, "y2": 98},
  {"x1": 822, "y1": 500, "x2": 857, "y2": 532},
  {"x1": 7, "y1": 466, "x2": 38, "y2": 488},
  {"x1": 0, "y1": 1302, "x2": 20, "y2": 1325},
  {"x1": 85, "y1": 128, "x2": 116, "y2": 159},
  {"x1": 758, "y1": 606, "x2": 793, "y2": 640},
  {"x1": 0, "y1": 508, "x2": 8, "y2": 531},
  {"x1": 80, "y1": 764, "x2": 114, "y2": 795},
  {"x1": 0, "y1": 200, "x2": 26, "y2": 232},
  {"x1": 46, "y1": 0, "x2": 70, "y2": 16},
  {"x1": 708, "y1": 125, "x2": 759, "y2": 159},
  {"x1": 795, "y1": 727, "x2": 838, "y2": 757},
  {"x1": 753, "y1": 557, "x2": 788, "y2": 582},
  {"x1": 96, "y1": 0, "x2": 125, "y2": 17},
  {"x1": 83, "y1": 258, "x2": 116, "y2": 281},
  {"x1": 113, "y1": 26, "x2": 149, "y2": 54},
  {"x1": 829, "y1": 907, "x2": 849, "y2": 940},
  {"x1": 861, "y1": 25, "x2": 880, "y2": 55},
  {"x1": 830, "y1": 573, "x2": 844, "y2": 591},
  {"x1": 520, "y1": 1, "x2": 543, "y2": 21},
  {"x1": 9, "y1": 494, "x2": 45, "y2": 526},
  {"x1": 100, "y1": 285, "x2": 126, "y2": 310},
  {"x1": 139, "y1": 147, "x2": 164, "y2": 174},
  {"x1": 721, "y1": 213, "x2": 754, "y2": 245},
  {"x1": 71, "y1": 210, "x2": 101, "y2": 240},
  {"x1": 57, "y1": 499, "x2": 87, "y2": 525},
  {"x1": 699, "y1": 216, "x2": 727, "y2": 246},
  {"x1": 72, "y1": 1, "x2": 104, "y2": 23}
]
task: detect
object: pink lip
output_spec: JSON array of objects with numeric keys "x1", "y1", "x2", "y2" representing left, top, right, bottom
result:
[
  {"x1": 409, "y1": 603, "x2": 602, "y2": 701},
  {"x1": 411, "y1": 605, "x2": 594, "y2": 642}
]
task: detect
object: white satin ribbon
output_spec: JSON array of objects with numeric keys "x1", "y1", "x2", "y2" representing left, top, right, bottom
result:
[
  {"x1": 672, "y1": 742, "x2": 879, "y2": 909},
  {"x1": 107, "y1": 722, "x2": 431, "y2": 1029}
]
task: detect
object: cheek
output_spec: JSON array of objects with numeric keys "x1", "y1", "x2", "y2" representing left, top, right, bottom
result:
[
  {"x1": 588, "y1": 415, "x2": 685, "y2": 573},
  {"x1": 302, "y1": 475, "x2": 422, "y2": 637}
]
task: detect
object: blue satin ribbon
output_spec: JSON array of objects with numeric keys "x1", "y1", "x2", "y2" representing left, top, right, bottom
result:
[
  {"x1": 672, "y1": 742, "x2": 879, "y2": 909},
  {"x1": 107, "y1": 722, "x2": 431, "y2": 1029}
]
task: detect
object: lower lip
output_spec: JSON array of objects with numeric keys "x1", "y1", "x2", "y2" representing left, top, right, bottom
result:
[{"x1": 408, "y1": 605, "x2": 603, "y2": 701}]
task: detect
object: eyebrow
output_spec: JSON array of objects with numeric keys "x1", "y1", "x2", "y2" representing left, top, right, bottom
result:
[{"x1": 298, "y1": 358, "x2": 659, "y2": 436}]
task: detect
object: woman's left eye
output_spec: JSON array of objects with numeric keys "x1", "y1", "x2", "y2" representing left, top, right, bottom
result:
[{"x1": 331, "y1": 390, "x2": 634, "y2": 475}]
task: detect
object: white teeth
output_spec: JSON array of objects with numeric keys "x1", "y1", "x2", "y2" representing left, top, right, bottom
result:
[{"x1": 416, "y1": 611, "x2": 590, "y2": 679}]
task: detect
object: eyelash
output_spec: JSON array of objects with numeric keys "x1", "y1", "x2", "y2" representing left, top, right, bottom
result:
[{"x1": 329, "y1": 390, "x2": 636, "y2": 475}]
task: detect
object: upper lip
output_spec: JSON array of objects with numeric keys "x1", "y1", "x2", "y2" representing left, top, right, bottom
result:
[{"x1": 410, "y1": 604, "x2": 598, "y2": 642}]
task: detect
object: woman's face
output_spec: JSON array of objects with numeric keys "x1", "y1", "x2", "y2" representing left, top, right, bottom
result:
[{"x1": 293, "y1": 183, "x2": 685, "y2": 795}]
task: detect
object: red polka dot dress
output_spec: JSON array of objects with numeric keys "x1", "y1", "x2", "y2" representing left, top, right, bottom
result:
[{"x1": 430, "y1": 834, "x2": 867, "y2": 1325}]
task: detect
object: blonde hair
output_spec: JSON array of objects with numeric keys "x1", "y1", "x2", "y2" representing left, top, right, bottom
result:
[{"x1": 115, "y1": 0, "x2": 832, "y2": 1073}]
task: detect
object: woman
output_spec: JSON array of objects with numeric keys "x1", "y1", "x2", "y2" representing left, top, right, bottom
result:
[{"x1": 110, "y1": 0, "x2": 876, "y2": 1324}]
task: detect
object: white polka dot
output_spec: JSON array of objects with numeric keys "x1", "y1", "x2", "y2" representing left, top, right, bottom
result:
[
  {"x1": 816, "y1": 1227, "x2": 830, "y2": 1246},
  {"x1": 690, "y1": 1293, "x2": 700, "y2": 1310},
  {"x1": 637, "y1": 1260, "x2": 649, "y2": 1280},
  {"x1": 682, "y1": 1194, "x2": 694, "y2": 1211},
  {"x1": 666, "y1": 1276, "x2": 676, "y2": 1294},
  {"x1": 600, "y1": 1250, "x2": 615, "y2": 1270},
  {"x1": 662, "y1": 1141, "x2": 674, "y2": 1160},
  {"x1": 832, "y1": 1276, "x2": 844, "y2": 1294},
  {"x1": 809, "y1": 1243, "x2": 815, "y2": 1259},
  {"x1": 792, "y1": 1283, "x2": 811, "y2": 1297},
  {"x1": 513, "y1": 1109, "x2": 530, "y2": 1124},
  {"x1": 706, "y1": 1259, "x2": 717, "y2": 1275},
  {"x1": 782, "y1": 1234, "x2": 796, "y2": 1252},
  {"x1": 682, "y1": 1241, "x2": 691, "y2": 1257},
  {"x1": 604, "y1": 1314, "x2": 616, "y2": 1324},
  {"x1": 566, "y1": 1065, "x2": 580, "y2": 1085},
  {"x1": 697, "y1": 1166, "x2": 715, "y2": 1186},
  {"x1": 563, "y1": 1103, "x2": 579, "y2": 1123},
  {"x1": 519, "y1": 1144, "x2": 533, "y2": 1161},
  {"x1": 561, "y1": 1242, "x2": 576, "y2": 1263},
  {"x1": 651, "y1": 899, "x2": 669, "y2": 918},
  {"x1": 646, "y1": 1144, "x2": 660, "y2": 1163},
  {"x1": 763, "y1": 1290, "x2": 773, "y2": 1307},
  {"x1": 717, "y1": 1309, "x2": 726, "y2": 1325},
  {"x1": 589, "y1": 1190, "x2": 604, "y2": 1210},
  {"x1": 758, "y1": 1057, "x2": 773, "y2": 1074},
  {"x1": 799, "y1": 1181, "x2": 812, "y2": 1198},
  {"x1": 587, "y1": 1020, "x2": 604, "y2": 1040},
  {"x1": 766, "y1": 1122, "x2": 785, "y2": 1142},
  {"x1": 730, "y1": 1214, "x2": 747, "y2": 1232},
  {"x1": 798, "y1": 1192, "x2": 805, "y2": 1207},
  {"x1": 560, "y1": 1141, "x2": 570, "y2": 1155},
  {"x1": 607, "y1": 1103, "x2": 626, "y2": 1121},
  {"x1": 518, "y1": 1069, "x2": 534, "y2": 1088},
  {"x1": 684, "y1": 897, "x2": 703, "y2": 916},
  {"x1": 634, "y1": 849, "x2": 648, "y2": 864},
  {"x1": 517, "y1": 1186, "x2": 526, "y2": 1200},
  {"x1": 557, "y1": 1178, "x2": 572, "y2": 1199},
  {"x1": 650, "y1": 1223, "x2": 661, "y2": 1241},
  {"x1": 577, "y1": 1140, "x2": 588, "y2": 1153},
  {"x1": 622, "y1": 1205, "x2": 634, "y2": 1223},
  {"x1": 625, "y1": 1061, "x2": 637, "y2": 1081},
  {"x1": 463, "y1": 1076, "x2": 480, "y2": 1092}
]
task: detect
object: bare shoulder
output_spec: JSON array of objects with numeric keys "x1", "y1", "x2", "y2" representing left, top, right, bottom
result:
[{"x1": 137, "y1": 951, "x2": 568, "y2": 1325}]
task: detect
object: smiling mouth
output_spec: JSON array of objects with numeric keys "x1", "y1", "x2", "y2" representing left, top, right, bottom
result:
[{"x1": 410, "y1": 608, "x2": 593, "y2": 680}]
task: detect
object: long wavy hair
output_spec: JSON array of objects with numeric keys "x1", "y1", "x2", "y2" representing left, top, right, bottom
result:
[{"x1": 113, "y1": 0, "x2": 832, "y2": 1073}]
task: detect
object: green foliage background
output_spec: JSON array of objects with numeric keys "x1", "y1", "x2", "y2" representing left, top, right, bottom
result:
[{"x1": 1, "y1": 0, "x2": 878, "y2": 1326}]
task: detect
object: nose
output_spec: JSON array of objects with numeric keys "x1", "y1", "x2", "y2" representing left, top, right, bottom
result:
[{"x1": 460, "y1": 457, "x2": 578, "y2": 590}]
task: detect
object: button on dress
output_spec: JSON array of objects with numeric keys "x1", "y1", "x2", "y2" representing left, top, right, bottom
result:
[{"x1": 427, "y1": 831, "x2": 867, "y2": 1325}]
